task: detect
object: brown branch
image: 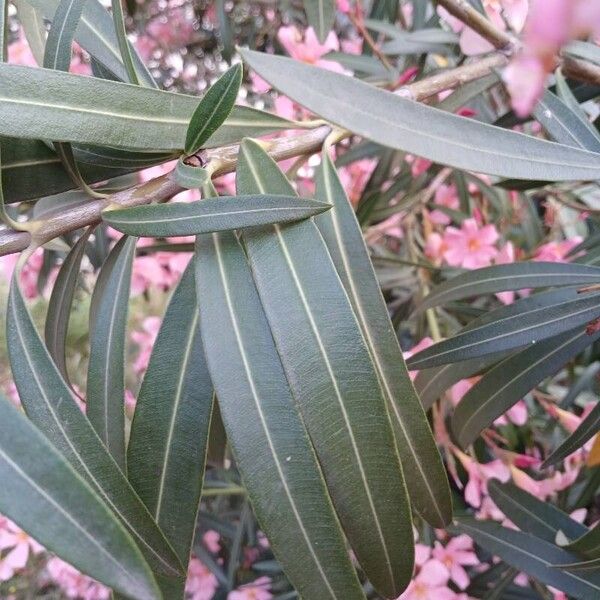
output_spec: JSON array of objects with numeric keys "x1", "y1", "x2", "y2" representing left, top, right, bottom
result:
[
  {"x1": 397, "y1": 52, "x2": 507, "y2": 101},
  {"x1": 562, "y1": 56, "x2": 600, "y2": 87},
  {"x1": 435, "y1": 0, "x2": 515, "y2": 51},
  {"x1": 0, "y1": 126, "x2": 333, "y2": 257}
]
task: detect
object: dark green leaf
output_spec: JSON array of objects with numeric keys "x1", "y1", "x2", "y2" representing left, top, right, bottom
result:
[
  {"x1": 7, "y1": 271, "x2": 184, "y2": 577},
  {"x1": 87, "y1": 235, "x2": 135, "y2": 471},
  {"x1": 195, "y1": 230, "x2": 365, "y2": 600},
  {"x1": 452, "y1": 327, "x2": 600, "y2": 448},
  {"x1": 185, "y1": 64, "x2": 243, "y2": 155},
  {"x1": 488, "y1": 481, "x2": 588, "y2": 543},
  {"x1": 0, "y1": 394, "x2": 160, "y2": 599},
  {"x1": 315, "y1": 151, "x2": 451, "y2": 527},
  {"x1": 110, "y1": 0, "x2": 140, "y2": 85},
  {"x1": 456, "y1": 517, "x2": 600, "y2": 599},
  {"x1": 240, "y1": 49, "x2": 600, "y2": 181},
  {"x1": 128, "y1": 262, "x2": 213, "y2": 564},
  {"x1": 43, "y1": 0, "x2": 85, "y2": 71},
  {"x1": 407, "y1": 289, "x2": 600, "y2": 370},
  {"x1": 45, "y1": 227, "x2": 93, "y2": 383},
  {"x1": 0, "y1": 64, "x2": 293, "y2": 150},
  {"x1": 237, "y1": 139, "x2": 413, "y2": 598},
  {"x1": 564, "y1": 519, "x2": 600, "y2": 559},
  {"x1": 417, "y1": 262, "x2": 600, "y2": 313},
  {"x1": 303, "y1": 0, "x2": 336, "y2": 44},
  {"x1": 103, "y1": 195, "x2": 330, "y2": 237}
]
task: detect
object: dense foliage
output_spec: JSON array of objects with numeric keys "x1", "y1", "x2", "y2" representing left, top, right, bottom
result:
[{"x1": 2, "y1": 0, "x2": 600, "y2": 599}]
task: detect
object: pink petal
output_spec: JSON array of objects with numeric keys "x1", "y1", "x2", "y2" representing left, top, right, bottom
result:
[{"x1": 418, "y1": 559, "x2": 450, "y2": 587}]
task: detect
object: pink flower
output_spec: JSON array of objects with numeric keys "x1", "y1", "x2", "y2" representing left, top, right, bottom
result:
[
  {"x1": 277, "y1": 26, "x2": 345, "y2": 73},
  {"x1": 503, "y1": 53, "x2": 547, "y2": 117},
  {"x1": 131, "y1": 316, "x2": 162, "y2": 375},
  {"x1": 398, "y1": 559, "x2": 454, "y2": 600},
  {"x1": 454, "y1": 450, "x2": 510, "y2": 509},
  {"x1": 533, "y1": 238, "x2": 582, "y2": 262},
  {"x1": 0, "y1": 520, "x2": 43, "y2": 576},
  {"x1": 429, "y1": 184, "x2": 460, "y2": 225},
  {"x1": 337, "y1": 159, "x2": 377, "y2": 206},
  {"x1": 494, "y1": 400, "x2": 528, "y2": 427},
  {"x1": 403, "y1": 337, "x2": 434, "y2": 381},
  {"x1": 203, "y1": 530, "x2": 220, "y2": 553},
  {"x1": 46, "y1": 557, "x2": 110, "y2": 599},
  {"x1": 228, "y1": 576, "x2": 272, "y2": 600},
  {"x1": 442, "y1": 219, "x2": 499, "y2": 269},
  {"x1": 8, "y1": 28, "x2": 38, "y2": 66},
  {"x1": 494, "y1": 242, "x2": 516, "y2": 305},
  {"x1": 185, "y1": 557, "x2": 219, "y2": 600},
  {"x1": 432, "y1": 535, "x2": 479, "y2": 590}
]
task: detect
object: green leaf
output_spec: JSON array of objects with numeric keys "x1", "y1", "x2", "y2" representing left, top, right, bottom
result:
[
  {"x1": 43, "y1": 0, "x2": 85, "y2": 71},
  {"x1": 417, "y1": 262, "x2": 600, "y2": 313},
  {"x1": 87, "y1": 235, "x2": 136, "y2": 472},
  {"x1": 45, "y1": 227, "x2": 93, "y2": 384},
  {"x1": 456, "y1": 517, "x2": 600, "y2": 599},
  {"x1": 303, "y1": 0, "x2": 335, "y2": 44},
  {"x1": 451, "y1": 327, "x2": 600, "y2": 448},
  {"x1": 237, "y1": 139, "x2": 414, "y2": 598},
  {"x1": 7, "y1": 271, "x2": 185, "y2": 577},
  {"x1": 239, "y1": 49, "x2": 600, "y2": 181},
  {"x1": 543, "y1": 401, "x2": 600, "y2": 468},
  {"x1": 25, "y1": 0, "x2": 155, "y2": 86},
  {"x1": 407, "y1": 289, "x2": 600, "y2": 370},
  {"x1": 102, "y1": 195, "x2": 330, "y2": 237},
  {"x1": 534, "y1": 90, "x2": 600, "y2": 151},
  {"x1": 172, "y1": 157, "x2": 209, "y2": 189},
  {"x1": 488, "y1": 481, "x2": 588, "y2": 544},
  {"x1": 315, "y1": 151, "x2": 451, "y2": 527},
  {"x1": 128, "y1": 262, "x2": 213, "y2": 564},
  {"x1": 0, "y1": 394, "x2": 160, "y2": 600},
  {"x1": 110, "y1": 0, "x2": 140, "y2": 85},
  {"x1": 563, "y1": 519, "x2": 600, "y2": 559},
  {"x1": 185, "y1": 64, "x2": 243, "y2": 155},
  {"x1": 0, "y1": 64, "x2": 293, "y2": 150},
  {"x1": 195, "y1": 230, "x2": 365, "y2": 600}
]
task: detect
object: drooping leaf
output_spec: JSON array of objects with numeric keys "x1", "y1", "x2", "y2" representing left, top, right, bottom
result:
[
  {"x1": 563, "y1": 518, "x2": 600, "y2": 559},
  {"x1": 239, "y1": 49, "x2": 600, "y2": 181},
  {"x1": 456, "y1": 518, "x2": 600, "y2": 599},
  {"x1": 416, "y1": 262, "x2": 600, "y2": 313},
  {"x1": 185, "y1": 64, "x2": 242, "y2": 155},
  {"x1": 315, "y1": 151, "x2": 451, "y2": 527},
  {"x1": 87, "y1": 235, "x2": 135, "y2": 472},
  {"x1": 45, "y1": 227, "x2": 93, "y2": 383},
  {"x1": 128, "y1": 262, "x2": 213, "y2": 564},
  {"x1": 102, "y1": 195, "x2": 330, "y2": 237},
  {"x1": 0, "y1": 394, "x2": 160, "y2": 600},
  {"x1": 303, "y1": 0, "x2": 335, "y2": 43},
  {"x1": 543, "y1": 401, "x2": 600, "y2": 468},
  {"x1": 407, "y1": 289, "x2": 600, "y2": 370},
  {"x1": 195, "y1": 230, "x2": 365, "y2": 600},
  {"x1": 25, "y1": 0, "x2": 155, "y2": 85},
  {"x1": 488, "y1": 481, "x2": 588, "y2": 544},
  {"x1": 0, "y1": 64, "x2": 293, "y2": 150},
  {"x1": 237, "y1": 139, "x2": 414, "y2": 598},
  {"x1": 7, "y1": 270, "x2": 184, "y2": 577},
  {"x1": 452, "y1": 327, "x2": 600, "y2": 448}
]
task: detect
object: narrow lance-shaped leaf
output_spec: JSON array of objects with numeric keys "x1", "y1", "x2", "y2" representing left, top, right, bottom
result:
[
  {"x1": 45, "y1": 227, "x2": 93, "y2": 383},
  {"x1": 303, "y1": 0, "x2": 335, "y2": 44},
  {"x1": 452, "y1": 327, "x2": 600, "y2": 448},
  {"x1": 237, "y1": 139, "x2": 414, "y2": 599},
  {"x1": 128, "y1": 262, "x2": 213, "y2": 565},
  {"x1": 185, "y1": 64, "x2": 242, "y2": 155},
  {"x1": 195, "y1": 230, "x2": 365, "y2": 600},
  {"x1": 456, "y1": 518, "x2": 600, "y2": 599},
  {"x1": 488, "y1": 481, "x2": 588, "y2": 544},
  {"x1": 7, "y1": 269, "x2": 184, "y2": 577},
  {"x1": 102, "y1": 195, "x2": 331, "y2": 237},
  {"x1": 563, "y1": 517, "x2": 600, "y2": 559},
  {"x1": 87, "y1": 235, "x2": 136, "y2": 472},
  {"x1": 0, "y1": 64, "x2": 294, "y2": 150},
  {"x1": 0, "y1": 394, "x2": 160, "y2": 600},
  {"x1": 407, "y1": 289, "x2": 600, "y2": 370},
  {"x1": 416, "y1": 262, "x2": 600, "y2": 313},
  {"x1": 26, "y1": 0, "x2": 155, "y2": 86},
  {"x1": 239, "y1": 49, "x2": 600, "y2": 181},
  {"x1": 543, "y1": 401, "x2": 600, "y2": 468},
  {"x1": 111, "y1": 0, "x2": 140, "y2": 85},
  {"x1": 315, "y1": 151, "x2": 451, "y2": 528}
]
